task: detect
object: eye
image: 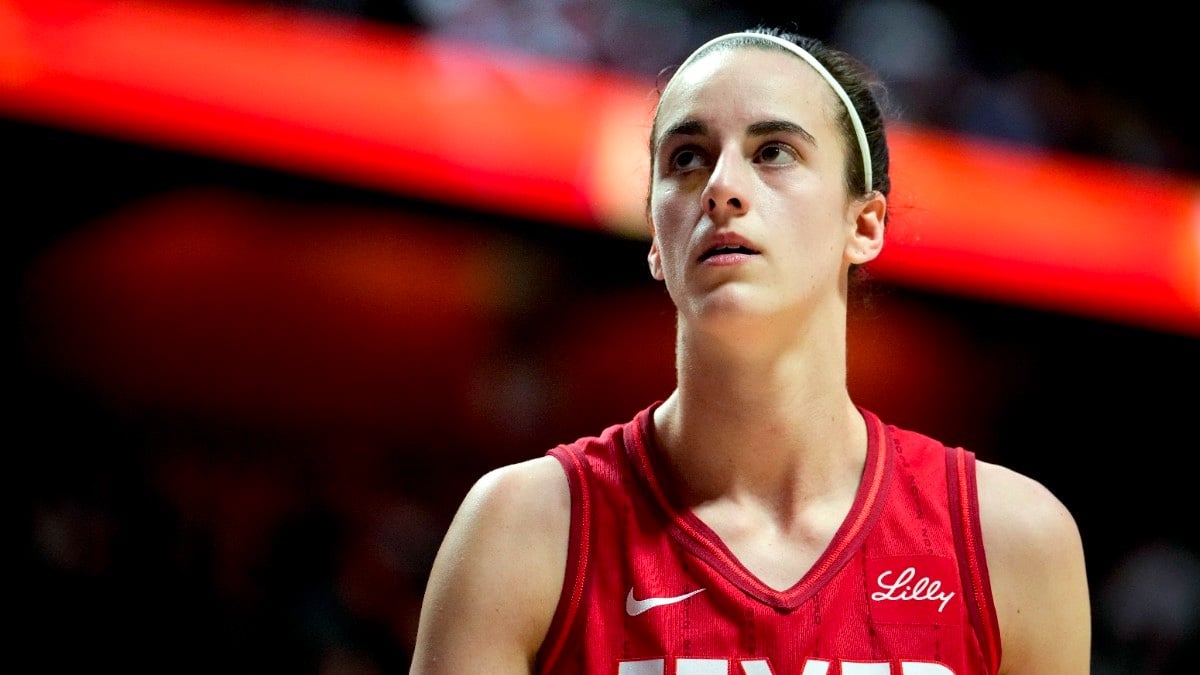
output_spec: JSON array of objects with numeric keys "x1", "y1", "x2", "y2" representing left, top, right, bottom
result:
[
  {"x1": 668, "y1": 146, "x2": 708, "y2": 172},
  {"x1": 757, "y1": 142, "x2": 798, "y2": 165}
]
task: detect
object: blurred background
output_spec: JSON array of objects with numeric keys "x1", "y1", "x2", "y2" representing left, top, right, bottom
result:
[{"x1": 9, "y1": 0, "x2": 1199, "y2": 673}]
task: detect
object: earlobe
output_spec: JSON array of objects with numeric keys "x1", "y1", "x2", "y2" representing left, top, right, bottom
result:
[{"x1": 848, "y1": 192, "x2": 886, "y2": 264}]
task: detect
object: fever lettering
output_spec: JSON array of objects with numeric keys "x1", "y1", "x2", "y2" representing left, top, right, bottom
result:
[{"x1": 617, "y1": 658, "x2": 955, "y2": 674}]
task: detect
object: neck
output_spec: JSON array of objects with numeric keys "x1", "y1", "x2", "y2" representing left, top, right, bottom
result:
[{"x1": 653, "y1": 315, "x2": 867, "y2": 504}]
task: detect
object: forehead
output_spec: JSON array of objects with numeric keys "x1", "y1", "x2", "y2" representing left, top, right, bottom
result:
[{"x1": 655, "y1": 46, "x2": 837, "y2": 136}]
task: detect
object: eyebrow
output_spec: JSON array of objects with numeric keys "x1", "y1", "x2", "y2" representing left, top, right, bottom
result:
[
  {"x1": 747, "y1": 119, "x2": 816, "y2": 146},
  {"x1": 658, "y1": 118, "x2": 817, "y2": 148}
]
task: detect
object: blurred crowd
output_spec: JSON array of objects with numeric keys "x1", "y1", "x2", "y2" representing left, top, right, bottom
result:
[{"x1": 260, "y1": 0, "x2": 1196, "y2": 176}]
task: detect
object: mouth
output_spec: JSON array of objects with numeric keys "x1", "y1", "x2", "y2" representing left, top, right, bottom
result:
[{"x1": 699, "y1": 244, "x2": 759, "y2": 262}]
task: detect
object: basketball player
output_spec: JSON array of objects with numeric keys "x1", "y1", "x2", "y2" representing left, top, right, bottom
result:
[{"x1": 410, "y1": 26, "x2": 1091, "y2": 674}]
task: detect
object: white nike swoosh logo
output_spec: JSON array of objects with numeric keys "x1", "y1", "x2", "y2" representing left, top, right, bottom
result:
[{"x1": 625, "y1": 587, "x2": 705, "y2": 616}]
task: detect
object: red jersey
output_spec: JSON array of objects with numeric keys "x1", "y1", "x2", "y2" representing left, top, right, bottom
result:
[{"x1": 538, "y1": 403, "x2": 1001, "y2": 675}]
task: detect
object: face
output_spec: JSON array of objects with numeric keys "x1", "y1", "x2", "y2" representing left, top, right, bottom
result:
[{"x1": 647, "y1": 46, "x2": 884, "y2": 329}]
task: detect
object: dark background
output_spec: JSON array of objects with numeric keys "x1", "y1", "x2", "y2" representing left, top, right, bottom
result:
[{"x1": 14, "y1": 1, "x2": 1199, "y2": 674}]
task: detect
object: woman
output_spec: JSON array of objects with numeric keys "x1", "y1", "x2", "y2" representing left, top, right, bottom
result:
[{"x1": 410, "y1": 26, "x2": 1091, "y2": 675}]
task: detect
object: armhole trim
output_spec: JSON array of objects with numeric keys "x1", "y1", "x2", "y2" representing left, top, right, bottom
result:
[
  {"x1": 537, "y1": 447, "x2": 590, "y2": 673},
  {"x1": 945, "y1": 446, "x2": 1003, "y2": 674}
]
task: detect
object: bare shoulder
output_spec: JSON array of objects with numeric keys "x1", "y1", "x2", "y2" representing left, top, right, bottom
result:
[
  {"x1": 459, "y1": 456, "x2": 571, "y2": 537},
  {"x1": 410, "y1": 456, "x2": 570, "y2": 675},
  {"x1": 974, "y1": 459, "x2": 1091, "y2": 675},
  {"x1": 975, "y1": 460, "x2": 1080, "y2": 549}
]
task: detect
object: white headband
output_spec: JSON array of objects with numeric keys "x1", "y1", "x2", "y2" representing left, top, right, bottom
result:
[{"x1": 672, "y1": 31, "x2": 873, "y2": 193}]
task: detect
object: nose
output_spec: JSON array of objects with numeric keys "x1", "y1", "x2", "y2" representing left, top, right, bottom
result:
[{"x1": 702, "y1": 152, "x2": 750, "y2": 219}]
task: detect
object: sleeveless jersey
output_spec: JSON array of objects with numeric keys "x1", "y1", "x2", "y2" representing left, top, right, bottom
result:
[{"x1": 538, "y1": 403, "x2": 1001, "y2": 675}]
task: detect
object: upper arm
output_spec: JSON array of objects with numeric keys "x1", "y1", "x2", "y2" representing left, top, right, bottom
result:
[
  {"x1": 410, "y1": 456, "x2": 571, "y2": 675},
  {"x1": 976, "y1": 460, "x2": 1092, "y2": 675}
]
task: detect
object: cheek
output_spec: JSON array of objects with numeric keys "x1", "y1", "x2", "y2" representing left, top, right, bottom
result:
[
  {"x1": 650, "y1": 181, "x2": 678, "y2": 217},
  {"x1": 650, "y1": 189, "x2": 690, "y2": 250},
  {"x1": 776, "y1": 212, "x2": 846, "y2": 272}
]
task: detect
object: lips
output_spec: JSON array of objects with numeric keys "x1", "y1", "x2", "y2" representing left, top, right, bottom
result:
[
  {"x1": 698, "y1": 231, "x2": 760, "y2": 262},
  {"x1": 699, "y1": 244, "x2": 759, "y2": 262}
]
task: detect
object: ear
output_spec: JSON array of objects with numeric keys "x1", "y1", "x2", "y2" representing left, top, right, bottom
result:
[
  {"x1": 646, "y1": 215, "x2": 666, "y2": 281},
  {"x1": 846, "y1": 191, "x2": 886, "y2": 265},
  {"x1": 647, "y1": 231, "x2": 665, "y2": 281}
]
